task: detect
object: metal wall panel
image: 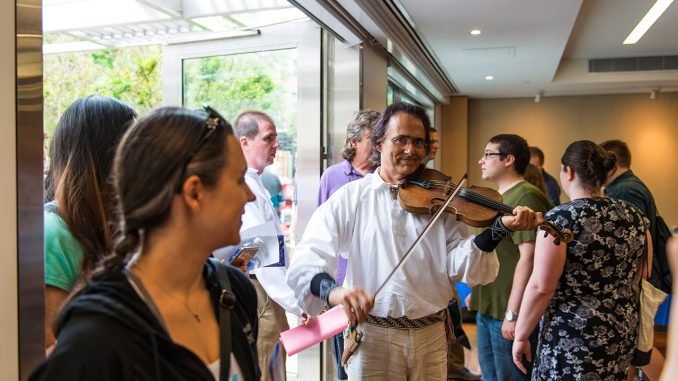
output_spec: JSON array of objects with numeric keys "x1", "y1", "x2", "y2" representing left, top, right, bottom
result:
[
  {"x1": 16, "y1": 0, "x2": 45, "y2": 379},
  {"x1": 325, "y1": 35, "x2": 360, "y2": 168}
]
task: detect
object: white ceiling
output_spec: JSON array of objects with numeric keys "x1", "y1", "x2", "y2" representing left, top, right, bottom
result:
[
  {"x1": 398, "y1": 0, "x2": 678, "y2": 99},
  {"x1": 43, "y1": 0, "x2": 306, "y2": 53},
  {"x1": 43, "y1": 0, "x2": 678, "y2": 99}
]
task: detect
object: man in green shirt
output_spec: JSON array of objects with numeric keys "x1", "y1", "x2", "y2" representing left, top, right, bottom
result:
[{"x1": 470, "y1": 134, "x2": 552, "y2": 381}]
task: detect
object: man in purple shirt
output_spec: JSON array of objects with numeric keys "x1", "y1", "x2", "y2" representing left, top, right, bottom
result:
[{"x1": 317, "y1": 109, "x2": 380, "y2": 380}]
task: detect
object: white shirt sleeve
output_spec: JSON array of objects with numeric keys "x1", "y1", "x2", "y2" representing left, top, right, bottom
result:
[
  {"x1": 442, "y1": 218, "x2": 499, "y2": 286},
  {"x1": 286, "y1": 191, "x2": 354, "y2": 316},
  {"x1": 241, "y1": 169, "x2": 304, "y2": 316}
]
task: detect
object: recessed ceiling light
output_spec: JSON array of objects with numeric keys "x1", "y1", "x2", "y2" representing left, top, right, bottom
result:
[
  {"x1": 485, "y1": 75, "x2": 494, "y2": 80},
  {"x1": 470, "y1": 29, "x2": 481, "y2": 35},
  {"x1": 624, "y1": 0, "x2": 674, "y2": 44}
]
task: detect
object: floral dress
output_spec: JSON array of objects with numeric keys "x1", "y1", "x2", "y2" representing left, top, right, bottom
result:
[{"x1": 533, "y1": 197, "x2": 647, "y2": 381}]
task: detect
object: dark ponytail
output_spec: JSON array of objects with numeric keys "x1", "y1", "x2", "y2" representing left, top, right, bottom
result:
[
  {"x1": 89, "y1": 229, "x2": 142, "y2": 280},
  {"x1": 88, "y1": 107, "x2": 232, "y2": 280},
  {"x1": 561, "y1": 140, "x2": 617, "y2": 190}
]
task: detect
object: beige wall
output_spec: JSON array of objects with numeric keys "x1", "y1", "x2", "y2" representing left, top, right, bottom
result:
[
  {"x1": 439, "y1": 96, "x2": 469, "y2": 178},
  {"x1": 0, "y1": 0, "x2": 19, "y2": 379},
  {"x1": 465, "y1": 93, "x2": 678, "y2": 228}
]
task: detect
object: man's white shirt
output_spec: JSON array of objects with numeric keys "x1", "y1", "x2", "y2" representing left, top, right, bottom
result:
[
  {"x1": 242, "y1": 168, "x2": 302, "y2": 316},
  {"x1": 287, "y1": 170, "x2": 500, "y2": 318}
]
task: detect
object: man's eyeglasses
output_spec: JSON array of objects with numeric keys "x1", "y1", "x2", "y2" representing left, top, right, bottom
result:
[
  {"x1": 390, "y1": 135, "x2": 427, "y2": 150},
  {"x1": 175, "y1": 105, "x2": 225, "y2": 193},
  {"x1": 483, "y1": 152, "x2": 506, "y2": 160}
]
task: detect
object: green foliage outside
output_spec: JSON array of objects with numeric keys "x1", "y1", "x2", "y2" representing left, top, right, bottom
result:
[
  {"x1": 43, "y1": 46, "x2": 162, "y2": 136},
  {"x1": 45, "y1": 46, "x2": 297, "y2": 156},
  {"x1": 182, "y1": 48, "x2": 297, "y2": 153}
]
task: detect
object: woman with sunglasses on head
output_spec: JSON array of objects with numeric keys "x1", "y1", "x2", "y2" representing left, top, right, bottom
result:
[
  {"x1": 512, "y1": 140, "x2": 651, "y2": 380},
  {"x1": 44, "y1": 95, "x2": 136, "y2": 353},
  {"x1": 32, "y1": 107, "x2": 259, "y2": 381}
]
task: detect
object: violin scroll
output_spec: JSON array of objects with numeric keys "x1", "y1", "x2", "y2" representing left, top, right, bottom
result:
[{"x1": 539, "y1": 221, "x2": 573, "y2": 246}]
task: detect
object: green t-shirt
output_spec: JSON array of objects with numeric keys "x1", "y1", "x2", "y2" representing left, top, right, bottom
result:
[
  {"x1": 470, "y1": 181, "x2": 552, "y2": 320},
  {"x1": 44, "y1": 201, "x2": 84, "y2": 291}
]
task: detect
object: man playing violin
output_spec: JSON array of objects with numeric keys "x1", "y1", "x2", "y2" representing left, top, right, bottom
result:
[
  {"x1": 470, "y1": 134, "x2": 553, "y2": 381},
  {"x1": 287, "y1": 102, "x2": 542, "y2": 381}
]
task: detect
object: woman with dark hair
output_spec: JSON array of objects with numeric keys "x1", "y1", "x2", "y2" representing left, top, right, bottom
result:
[
  {"x1": 44, "y1": 95, "x2": 136, "y2": 350},
  {"x1": 512, "y1": 140, "x2": 651, "y2": 380},
  {"x1": 523, "y1": 163, "x2": 549, "y2": 200},
  {"x1": 32, "y1": 106, "x2": 259, "y2": 381}
]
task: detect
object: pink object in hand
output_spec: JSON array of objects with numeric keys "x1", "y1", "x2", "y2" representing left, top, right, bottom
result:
[{"x1": 279, "y1": 305, "x2": 349, "y2": 356}]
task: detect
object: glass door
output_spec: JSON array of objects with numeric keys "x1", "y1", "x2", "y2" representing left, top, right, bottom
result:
[{"x1": 163, "y1": 19, "x2": 322, "y2": 381}]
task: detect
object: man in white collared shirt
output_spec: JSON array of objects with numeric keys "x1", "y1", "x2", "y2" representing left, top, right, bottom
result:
[
  {"x1": 287, "y1": 102, "x2": 542, "y2": 381},
  {"x1": 235, "y1": 111, "x2": 302, "y2": 381}
]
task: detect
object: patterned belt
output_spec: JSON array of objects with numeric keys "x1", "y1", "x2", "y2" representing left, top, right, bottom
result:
[{"x1": 365, "y1": 309, "x2": 447, "y2": 329}]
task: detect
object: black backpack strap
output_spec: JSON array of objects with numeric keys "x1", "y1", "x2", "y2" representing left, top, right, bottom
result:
[{"x1": 209, "y1": 258, "x2": 237, "y2": 380}]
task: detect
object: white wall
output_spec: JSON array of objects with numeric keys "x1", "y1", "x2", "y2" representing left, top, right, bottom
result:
[{"x1": 0, "y1": 0, "x2": 19, "y2": 379}]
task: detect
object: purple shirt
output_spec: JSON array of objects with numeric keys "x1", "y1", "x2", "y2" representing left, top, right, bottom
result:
[{"x1": 317, "y1": 159, "x2": 373, "y2": 284}]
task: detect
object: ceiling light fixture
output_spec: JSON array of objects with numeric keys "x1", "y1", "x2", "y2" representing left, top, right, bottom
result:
[
  {"x1": 623, "y1": 0, "x2": 674, "y2": 44},
  {"x1": 470, "y1": 29, "x2": 481, "y2": 35},
  {"x1": 534, "y1": 91, "x2": 544, "y2": 103},
  {"x1": 485, "y1": 75, "x2": 494, "y2": 80}
]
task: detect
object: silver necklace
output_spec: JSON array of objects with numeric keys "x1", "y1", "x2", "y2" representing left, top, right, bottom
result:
[{"x1": 134, "y1": 265, "x2": 203, "y2": 323}]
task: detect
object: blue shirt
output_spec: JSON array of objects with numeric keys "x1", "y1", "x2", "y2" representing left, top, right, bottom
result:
[{"x1": 542, "y1": 169, "x2": 561, "y2": 206}]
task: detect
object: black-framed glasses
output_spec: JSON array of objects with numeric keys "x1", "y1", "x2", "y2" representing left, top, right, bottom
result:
[
  {"x1": 483, "y1": 152, "x2": 506, "y2": 160},
  {"x1": 390, "y1": 135, "x2": 427, "y2": 150},
  {"x1": 175, "y1": 105, "x2": 224, "y2": 193}
]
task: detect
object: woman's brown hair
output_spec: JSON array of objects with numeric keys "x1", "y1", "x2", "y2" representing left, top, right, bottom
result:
[
  {"x1": 91, "y1": 106, "x2": 233, "y2": 278},
  {"x1": 45, "y1": 95, "x2": 135, "y2": 279}
]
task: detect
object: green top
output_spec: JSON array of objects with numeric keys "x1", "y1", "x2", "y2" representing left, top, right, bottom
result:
[
  {"x1": 470, "y1": 181, "x2": 553, "y2": 320},
  {"x1": 44, "y1": 201, "x2": 84, "y2": 291}
]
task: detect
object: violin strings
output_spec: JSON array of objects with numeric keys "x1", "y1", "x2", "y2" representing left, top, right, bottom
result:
[
  {"x1": 459, "y1": 190, "x2": 514, "y2": 214},
  {"x1": 410, "y1": 178, "x2": 513, "y2": 213},
  {"x1": 408, "y1": 178, "x2": 564, "y2": 236}
]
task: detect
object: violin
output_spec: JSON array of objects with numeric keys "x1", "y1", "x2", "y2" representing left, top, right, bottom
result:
[{"x1": 398, "y1": 166, "x2": 573, "y2": 245}]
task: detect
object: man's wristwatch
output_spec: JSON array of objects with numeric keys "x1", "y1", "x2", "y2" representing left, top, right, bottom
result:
[{"x1": 505, "y1": 310, "x2": 518, "y2": 322}]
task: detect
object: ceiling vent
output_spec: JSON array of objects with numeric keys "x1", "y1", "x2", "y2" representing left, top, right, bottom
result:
[{"x1": 589, "y1": 56, "x2": 678, "y2": 73}]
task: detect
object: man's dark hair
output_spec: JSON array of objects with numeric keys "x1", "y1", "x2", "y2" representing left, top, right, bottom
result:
[
  {"x1": 529, "y1": 146, "x2": 544, "y2": 165},
  {"x1": 600, "y1": 139, "x2": 631, "y2": 168},
  {"x1": 371, "y1": 102, "x2": 431, "y2": 165},
  {"x1": 488, "y1": 134, "x2": 531, "y2": 175}
]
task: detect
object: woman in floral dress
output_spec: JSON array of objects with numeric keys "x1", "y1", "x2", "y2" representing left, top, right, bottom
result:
[{"x1": 512, "y1": 140, "x2": 651, "y2": 380}]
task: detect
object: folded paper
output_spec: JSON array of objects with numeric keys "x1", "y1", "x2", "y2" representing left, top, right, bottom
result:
[
  {"x1": 279, "y1": 305, "x2": 349, "y2": 356},
  {"x1": 213, "y1": 221, "x2": 285, "y2": 268}
]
